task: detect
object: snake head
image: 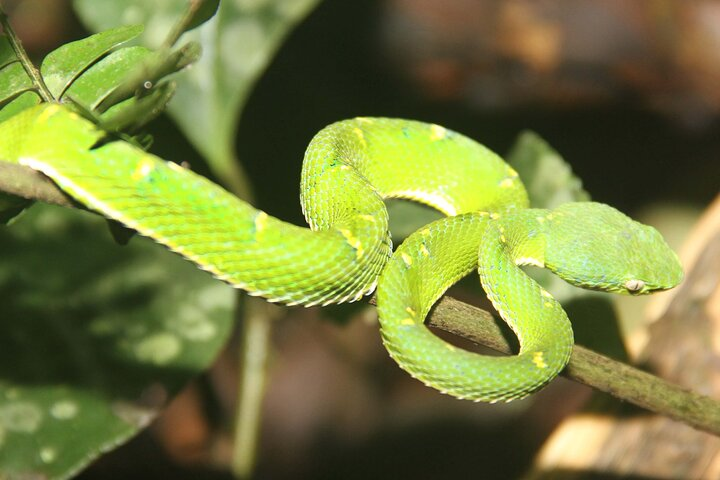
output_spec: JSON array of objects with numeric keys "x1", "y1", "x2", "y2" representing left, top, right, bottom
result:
[{"x1": 543, "y1": 202, "x2": 683, "y2": 295}]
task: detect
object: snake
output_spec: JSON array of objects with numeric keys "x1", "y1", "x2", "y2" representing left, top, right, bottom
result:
[{"x1": 0, "y1": 103, "x2": 683, "y2": 402}]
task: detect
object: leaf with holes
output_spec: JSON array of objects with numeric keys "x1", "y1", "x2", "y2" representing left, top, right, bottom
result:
[{"x1": 0, "y1": 205, "x2": 234, "y2": 479}]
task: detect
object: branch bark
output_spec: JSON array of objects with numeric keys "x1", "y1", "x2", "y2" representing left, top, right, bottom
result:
[
  {"x1": 0, "y1": 161, "x2": 77, "y2": 208},
  {"x1": 3, "y1": 159, "x2": 719, "y2": 436},
  {"x1": 427, "y1": 295, "x2": 720, "y2": 436}
]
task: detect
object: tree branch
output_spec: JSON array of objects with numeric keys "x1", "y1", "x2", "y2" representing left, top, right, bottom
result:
[
  {"x1": 3, "y1": 159, "x2": 719, "y2": 436},
  {"x1": 428, "y1": 296, "x2": 720, "y2": 436},
  {"x1": 0, "y1": 161, "x2": 77, "y2": 208}
]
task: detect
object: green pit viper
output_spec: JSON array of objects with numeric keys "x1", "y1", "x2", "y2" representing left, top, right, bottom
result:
[{"x1": 1, "y1": 104, "x2": 683, "y2": 402}]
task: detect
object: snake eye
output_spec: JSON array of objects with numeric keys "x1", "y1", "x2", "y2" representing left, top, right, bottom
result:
[{"x1": 624, "y1": 279, "x2": 645, "y2": 293}]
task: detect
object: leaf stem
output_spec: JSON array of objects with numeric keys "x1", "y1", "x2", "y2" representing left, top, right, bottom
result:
[
  {"x1": 231, "y1": 296, "x2": 276, "y2": 479},
  {"x1": 0, "y1": 8, "x2": 54, "y2": 102}
]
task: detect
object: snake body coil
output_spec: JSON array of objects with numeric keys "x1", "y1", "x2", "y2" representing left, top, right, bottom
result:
[{"x1": 0, "y1": 104, "x2": 683, "y2": 401}]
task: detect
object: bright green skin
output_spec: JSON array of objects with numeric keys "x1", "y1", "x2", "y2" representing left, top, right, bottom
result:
[{"x1": 0, "y1": 104, "x2": 683, "y2": 402}]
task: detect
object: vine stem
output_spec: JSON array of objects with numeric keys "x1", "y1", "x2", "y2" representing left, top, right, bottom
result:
[
  {"x1": 0, "y1": 8, "x2": 54, "y2": 102},
  {"x1": 2, "y1": 161, "x2": 719, "y2": 436},
  {"x1": 231, "y1": 296, "x2": 279, "y2": 478}
]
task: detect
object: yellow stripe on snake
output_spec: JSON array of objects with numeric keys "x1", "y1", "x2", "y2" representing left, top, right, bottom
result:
[{"x1": 0, "y1": 104, "x2": 682, "y2": 402}]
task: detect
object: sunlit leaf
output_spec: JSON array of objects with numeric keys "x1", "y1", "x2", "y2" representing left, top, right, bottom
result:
[
  {"x1": 0, "y1": 205, "x2": 234, "y2": 479},
  {"x1": 63, "y1": 45, "x2": 152, "y2": 110},
  {"x1": 101, "y1": 80, "x2": 177, "y2": 132},
  {"x1": 0, "y1": 90, "x2": 39, "y2": 124},
  {"x1": 96, "y1": 42, "x2": 200, "y2": 113},
  {"x1": 0, "y1": 60, "x2": 33, "y2": 105},
  {"x1": 0, "y1": 36, "x2": 34, "y2": 106},
  {"x1": 40, "y1": 24, "x2": 143, "y2": 99},
  {"x1": 0, "y1": 36, "x2": 17, "y2": 69}
]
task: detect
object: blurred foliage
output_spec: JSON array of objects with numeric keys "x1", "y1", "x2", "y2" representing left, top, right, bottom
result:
[
  {"x1": 0, "y1": 206, "x2": 234, "y2": 479},
  {"x1": 507, "y1": 130, "x2": 590, "y2": 209}
]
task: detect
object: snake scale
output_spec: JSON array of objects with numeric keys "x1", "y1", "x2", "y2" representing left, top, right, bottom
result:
[{"x1": 1, "y1": 104, "x2": 683, "y2": 402}]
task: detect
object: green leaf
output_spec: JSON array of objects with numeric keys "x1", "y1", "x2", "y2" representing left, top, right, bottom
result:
[
  {"x1": 184, "y1": 0, "x2": 221, "y2": 32},
  {"x1": 63, "y1": 45, "x2": 152, "y2": 110},
  {"x1": 73, "y1": 0, "x2": 322, "y2": 195},
  {"x1": 0, "y1": 36, "x2": 17, "y2": 69},
  {"x1": 100, "y1": 80, "x2": 177, "y2": 132},
  {"x1": 0, "y1": 61, "x2": 33, "y2": 105},
  {"x1": 96, "y1": 41, "x2": 200, "y2": 113},
  {"x1": 0, "y1": 91, "x2": 40, "y2": 123},
  {"x1": 507, "y1": 130, "x2": 590, "y2": 209},
  {"x1": 0, "y1": 205, "x2": 234, "y2": 479},
  {"x1": 0, "y1": 23, "x2": 195, "y2": 132},
  {"x1": 0, "y1": 36, "x2": 34, "y2": 106},
  {"x1": 40, "y1": 24, "x2": 144, "y2": 99}
]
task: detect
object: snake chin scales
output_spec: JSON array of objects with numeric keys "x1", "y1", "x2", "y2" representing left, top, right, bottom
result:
[{"x1": 0, "y1": 104, "x2": 684, "y2": 403}]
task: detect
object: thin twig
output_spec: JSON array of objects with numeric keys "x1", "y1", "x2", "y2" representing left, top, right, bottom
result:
[{"x1": 2, "y1": 160, "x2": 719, "y2": 436}]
